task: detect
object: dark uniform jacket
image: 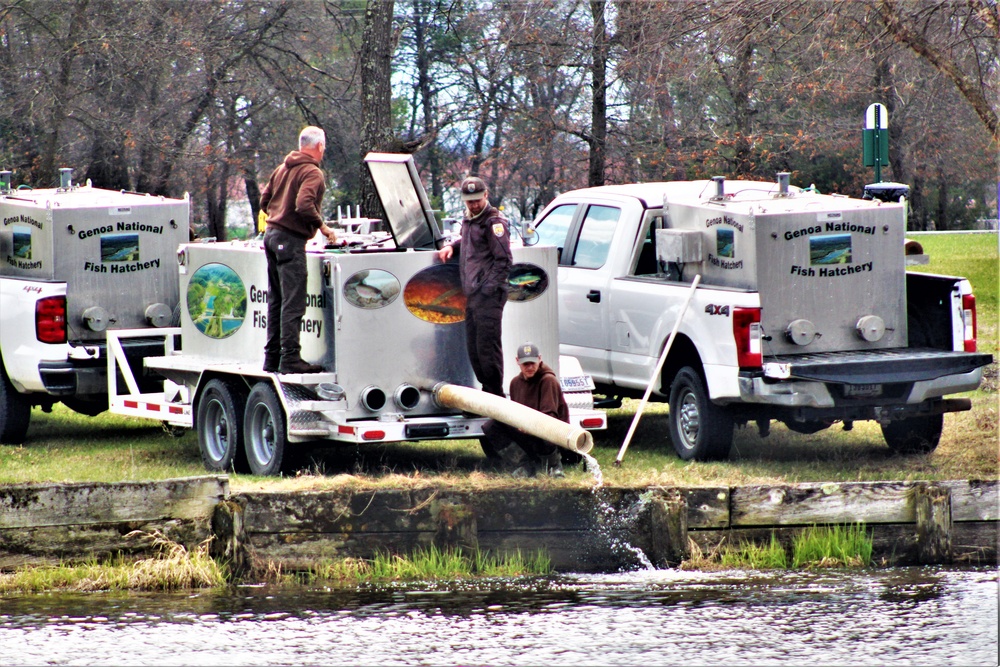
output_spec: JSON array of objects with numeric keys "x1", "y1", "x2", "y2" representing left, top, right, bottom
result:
[
  {"x1": 509, "y1": 362, "x2": 569, "y2": 423},
  {"x1": 452, "y1": 204, "x2": 513, "y2": 296},
  {"x1": 260, "y1": 151, "x2": 326, "y2": 240}
]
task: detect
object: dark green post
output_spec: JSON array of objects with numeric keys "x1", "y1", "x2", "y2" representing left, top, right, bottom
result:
[{"x1": 863, "y1": 103, "x2": 889, "y2": 183}]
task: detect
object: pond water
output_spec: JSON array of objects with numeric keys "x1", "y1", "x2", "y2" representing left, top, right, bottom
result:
[{"x1": 1, "y1": 566, "x2": 996, "y2": 665}]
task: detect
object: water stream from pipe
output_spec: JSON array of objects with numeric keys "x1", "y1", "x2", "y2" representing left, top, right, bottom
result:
[{"x1": 580, "y1": 452, "x2": 654, "y2": 570}]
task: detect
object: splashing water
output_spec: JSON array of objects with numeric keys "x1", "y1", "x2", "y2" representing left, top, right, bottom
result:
[{"x1": 580, "y1": 452, "x2": 654, "y2": 570}]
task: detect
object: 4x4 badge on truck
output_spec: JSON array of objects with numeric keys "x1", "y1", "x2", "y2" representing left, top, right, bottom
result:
[{"x1": 705, "y1": 304, "x2": 730, "y2": 316}]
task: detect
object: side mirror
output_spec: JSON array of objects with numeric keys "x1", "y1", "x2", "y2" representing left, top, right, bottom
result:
[{"x1": 521, "y1": 222, "x2": 539, "y2": 246}]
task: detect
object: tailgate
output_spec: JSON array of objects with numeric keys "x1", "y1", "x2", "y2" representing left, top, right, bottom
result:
[{"x1": 762, "y1": 348, "x2": 992, "y2": 385}]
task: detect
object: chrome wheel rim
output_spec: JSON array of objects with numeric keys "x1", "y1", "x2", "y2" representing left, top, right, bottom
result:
[{"x1": 678, "y1": 390, "x2": 700, "y2": 450}]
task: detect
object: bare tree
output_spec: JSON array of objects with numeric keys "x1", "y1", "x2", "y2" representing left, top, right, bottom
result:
[
  {"x1": 873, "y1": 0, "x2": 999, "y2": 146},
  {"x1": 357, "y1": 0, "x2": 396, "y2": 223}
]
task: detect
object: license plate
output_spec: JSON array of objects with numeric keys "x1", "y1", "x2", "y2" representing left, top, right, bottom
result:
[{"x1": 845, "y1": 383, "x2": 882, "y2": 397}]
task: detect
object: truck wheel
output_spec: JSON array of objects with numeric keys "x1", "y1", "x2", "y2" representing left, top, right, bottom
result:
[
  {"x1": 196, "y1": 379, "x2": 248, "y2": 473},
  {"x1": 668, "y1": 367, "x2": 733, "y2": 461},
  {"x1": 0, "y1": 365, "x2": 31, "y2": 445},
  {"x1": 244, "y1": 382, "x2": 287, "y2": 476},
  {"x1": 881, "y1": 414, "x2": 943, "y2": 454}
]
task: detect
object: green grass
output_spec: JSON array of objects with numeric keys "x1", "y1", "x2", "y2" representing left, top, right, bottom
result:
[
  {"x1": 791, "y1": 523, "x2": 873, "y2": 568},
  {"x1": 301, "y1": 546, "x2": 552, "y2": 584},
  {"x1": 688, "y1": 524, "x2": 872, "y2": 570},
  {"x1": 718, "y1": 534, "x2": 788, "y2": 569}
]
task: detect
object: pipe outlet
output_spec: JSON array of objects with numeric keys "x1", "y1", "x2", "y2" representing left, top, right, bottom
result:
[
  {"x1": 360, "y1": 386, "x2": 386, "y2": 412},
  {"x1": 394, "y1": 384, "x2": 421, "y2": 411}
]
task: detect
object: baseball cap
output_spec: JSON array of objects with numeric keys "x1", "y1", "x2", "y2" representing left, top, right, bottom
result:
[
  {"x1": 516, "y1": 342, "x2": 540, "y2": 364},
  {"x1": 460, "y1": 176, "x2": 487, "y2": 201}
]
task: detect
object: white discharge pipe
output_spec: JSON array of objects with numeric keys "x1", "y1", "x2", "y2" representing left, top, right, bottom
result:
[{"x1": 433, "y1": 383, "x2": 593, "y2": 454}]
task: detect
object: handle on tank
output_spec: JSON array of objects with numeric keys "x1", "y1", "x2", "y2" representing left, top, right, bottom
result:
[{"x1": 432, "y1": 383, "x2": 593, "y2": 454}]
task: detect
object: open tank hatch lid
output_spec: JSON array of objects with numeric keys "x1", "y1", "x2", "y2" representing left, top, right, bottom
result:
[{"x1": 364, "y1": 152, "x2": 443, "y2": 250}]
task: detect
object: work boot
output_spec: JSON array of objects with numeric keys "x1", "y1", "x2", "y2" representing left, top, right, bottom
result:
[
  {"x1": 497, "y1": 443, "x2": 533, "y2": 477},
  {"x1": 278, "y1": 359, "x2": 324, "y2": 374},
  {"x1": 545, "y1": 451, "x2": 565, "y2": 478},
  {"x1": 263, "y1": 355, "x2": 280, "y2": 373}
]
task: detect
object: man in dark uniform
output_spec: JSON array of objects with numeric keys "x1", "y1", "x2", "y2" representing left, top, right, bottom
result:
[
  {"x1": 260, "y1": 126, "x2": 337, "y2": 374},
  {"x1": 482, "y1": 342, "x2": 569, "y2": 478},
  {"x1": 437, "y1": 176, "x2": 512, "y2": 397}
]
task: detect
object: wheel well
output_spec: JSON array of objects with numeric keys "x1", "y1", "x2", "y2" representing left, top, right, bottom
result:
[
  {"x1": 659, "y1": 334, "x2": 703, "y2": 394},
  {"x1": 194, "y1": 371, "x2": 257, "y2": 409}
]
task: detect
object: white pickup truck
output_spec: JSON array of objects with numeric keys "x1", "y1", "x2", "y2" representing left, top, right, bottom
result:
[
  {"x1": 530, "y1": 176, "x2": 992, "y2": 460},
  {"x1": 0, "y1": 179, "x2": 189, "y2": 443}
]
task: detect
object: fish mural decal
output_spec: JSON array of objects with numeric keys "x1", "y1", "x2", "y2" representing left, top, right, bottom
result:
[
  {"x1": 344, "y1": 269, "x2": 401, "y2": 309},
  {"x1": 506, "y1": 263, "x2": 549, "y2": 302},
  {"x1": 403, "y1": 263, "x2": 466, "y2": 324}
]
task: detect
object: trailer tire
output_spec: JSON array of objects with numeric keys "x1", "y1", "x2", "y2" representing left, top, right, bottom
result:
[
  {"x1": 881, "y1": 414, "x2": 943, "y2": 454},
  {"x1": 0, "y1": 364, "x2": 31, "y2": 445},
  {"x1": 244, "y1": 382, "x2": 287, "y2": 476},
  {"x1": 196, "y1": 379, "x2": 248, "y2": 473},
  {"x1": 667, "y1": 367, "x2": 733, "y2": 461}
]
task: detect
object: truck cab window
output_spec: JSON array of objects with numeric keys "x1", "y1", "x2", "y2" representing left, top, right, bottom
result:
[
  {"x1": 632, "y1": 213, "x2": 663, "y2": 276},
  {"x1": 572, "y1": 205, "x2": 619, "y2": 269},
  {"x1": 534, "y1": 204, "x2": 576, "y2": 257}
]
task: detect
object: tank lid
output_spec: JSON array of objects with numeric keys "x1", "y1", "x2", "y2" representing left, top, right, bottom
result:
[{"x1": 364, "y1": 153, "x2": 444, "y2": 250}]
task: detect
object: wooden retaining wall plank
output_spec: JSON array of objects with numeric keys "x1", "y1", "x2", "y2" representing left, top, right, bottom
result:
[
  {"x1": 0, "y1": 518, "x2": 213, "y2": 570},
  {"x1": 732, "y1": 482, "x2": 918, "y2": 526},
  {"x1": 683, "y1": 487, "x2": 730, "y2": 528},
  {"x1": 942, "y1": 480, "x2": 999, "y2": 521},
  {"x1": 244, "y1": 528, "x2": 628, "y2": 573},
  {"x1": 0, "y1": 476, "x2": 229, "y2": 528},
  {"x1": 240, "y1": 489, "x2": 625, "y2": 535},
  {"x1": 731, "y1": 481, "x2": 998, "y2": 527}
]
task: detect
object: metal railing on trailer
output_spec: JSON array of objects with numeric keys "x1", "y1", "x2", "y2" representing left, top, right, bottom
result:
[{"x1": 106, "y1": 327, "x2": 193, "y2": 427}]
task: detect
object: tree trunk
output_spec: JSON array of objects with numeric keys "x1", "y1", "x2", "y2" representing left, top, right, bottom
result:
[
  {"x1": 358, "y1": 0, "x2": 395, "y2": 224},
  {"x1": 588, "y1": 0, "x2": 608, "y2": 187},
  {"x1": 413, "y1": 0, "x2": 442, "y2": 202},
  {"x1": 935, "y1": 167, "x2": 948, "y2": 230},
  {"x1": 245, "y1": 175, "x2": 262, "y2": 234}
]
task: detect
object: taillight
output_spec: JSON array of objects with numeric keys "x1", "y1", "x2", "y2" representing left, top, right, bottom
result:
[
  {"x1": 962, "y1": 294, "x2": 977, "y2": 352},
  {"x1": 733, "y1": 307, "x2": 762, "y2": 369},
  {"x1": 36, "y1": 296, "x2": 67, "y2": 344}
]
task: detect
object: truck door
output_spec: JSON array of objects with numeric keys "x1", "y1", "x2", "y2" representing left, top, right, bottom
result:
[{"x1": 534, "y1": 202, "x2": 620, "y2": 380}]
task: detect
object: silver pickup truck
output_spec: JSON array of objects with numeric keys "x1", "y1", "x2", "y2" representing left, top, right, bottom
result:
[{"x1": 530, "y1": 175, "x2": 992, "y2": 460}]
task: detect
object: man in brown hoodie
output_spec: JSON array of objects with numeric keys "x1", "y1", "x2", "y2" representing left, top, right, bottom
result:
[
  {"x1": 260, "y1": 126, "x2": 337, "y2": 374},
  {"x1": 482, "y1": 342, "x2": 569, "y2": 477}
]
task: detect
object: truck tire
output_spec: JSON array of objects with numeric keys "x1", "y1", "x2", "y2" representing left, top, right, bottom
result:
[
  {"x1": 881, "y1": 414, "x2": 943, "y2": 454},
  {"x1": 196, "y1": 379, "x2": 248, "y2": 473},
  {"x1": 0, "y1": 365, "x2": 31, "y2": 445},
  {"x1": 244, "y1": 382, "x2": 287, "y2": 476},
  {"x1": 668, "y1": 367, "x2": 734, "y2": 461}
]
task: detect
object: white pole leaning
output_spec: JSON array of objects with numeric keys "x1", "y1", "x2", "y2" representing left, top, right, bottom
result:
[{"x1": 614, "y1": 274, "x2": 702, "y2": 466}]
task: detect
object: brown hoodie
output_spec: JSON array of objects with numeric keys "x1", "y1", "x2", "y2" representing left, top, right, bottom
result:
[
  {"x1": 260, "y1": 151, "x2": 326, "y2": 240},
  {"x1": 509, "y1": 361, "x2": 569, "y2": 423}
]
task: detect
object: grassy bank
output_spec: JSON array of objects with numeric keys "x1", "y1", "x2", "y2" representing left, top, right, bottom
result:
[
  {"x1": 1, "y1": 526, "x2": 874, "y2": 593},
  {"x1": 684, "y1": 523, "x2": 874, "y2": 571},
  {"x1": 0, "y1": 532, "x2": 226, "y2": 594},
  {"x1": 0, "y1": 234, "x2": 995, "y2": 492},
  {"x1": 0, "y1": 541, "x2": 552, "y2": 594}
]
